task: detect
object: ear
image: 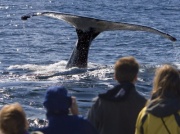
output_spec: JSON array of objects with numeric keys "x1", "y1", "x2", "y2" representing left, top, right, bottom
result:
[
  {"x1": 114, "y1": 74, "x2": 116, "y2": 80},
  {"x1": 133, "y1": 75, "x2": 138, "y2": 83}
]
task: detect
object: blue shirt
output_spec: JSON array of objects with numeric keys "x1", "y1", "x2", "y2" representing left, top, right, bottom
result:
[{"x1": 35, "y1": 114, "x2": 98, "y2": 134}]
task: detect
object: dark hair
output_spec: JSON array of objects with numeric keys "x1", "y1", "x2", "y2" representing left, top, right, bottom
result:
[{"x1": 114, "y1": 56, "x2": 139, "y2": 83}]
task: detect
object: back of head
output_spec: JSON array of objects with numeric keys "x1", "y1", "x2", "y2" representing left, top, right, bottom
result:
[
  {"x1": 152, "y1": 64, "x2": 180, "y2": 99},
  {"x1": 114, "y1": 56, "x2": 139, "y2": 83},
  {"x1": 0, "y1": 103, "x2": 28, "y2": 134}
]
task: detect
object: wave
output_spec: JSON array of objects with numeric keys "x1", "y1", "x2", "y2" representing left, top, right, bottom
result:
[{"x1": 2, "y1": 61, "x2": 179, "y2": 82}]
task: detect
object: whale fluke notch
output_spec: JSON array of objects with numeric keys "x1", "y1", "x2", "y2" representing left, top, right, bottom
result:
[{"x1": 21, "y1": 11, "x2": 177, "y2": 68}]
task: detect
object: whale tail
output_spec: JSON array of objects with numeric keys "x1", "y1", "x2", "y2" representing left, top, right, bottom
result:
[{"x1": 21, "y1": 11, "x2": 177, "y2": 68}]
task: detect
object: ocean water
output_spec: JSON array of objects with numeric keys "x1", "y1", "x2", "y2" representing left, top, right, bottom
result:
[{"x1": 0, "y1": 0, "x2": 180, "y2": 127}]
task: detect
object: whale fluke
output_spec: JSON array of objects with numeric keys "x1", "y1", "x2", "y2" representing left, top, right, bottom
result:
[{"x1": 21, "y1": 11, "x2": 177, "y2": 68}]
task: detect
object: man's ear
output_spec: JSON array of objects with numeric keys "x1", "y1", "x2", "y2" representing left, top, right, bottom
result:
[
  {"x1": 114, "y1": 75, "x2": 116, "y2": 80},
  {"x1": 134, "y1": 75, "x2": 138, "y2": 82}
]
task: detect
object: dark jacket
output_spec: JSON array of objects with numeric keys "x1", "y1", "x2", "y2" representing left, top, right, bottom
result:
[
  {"x1": 35, "y1": 86, "x2": 98, "y2": 134},
  {"x1": 87, "y1": 82, "x2": 147, "y2": 134},
  {"x1": 36, "y1": 114, "x2": 98, "y2": 134}
]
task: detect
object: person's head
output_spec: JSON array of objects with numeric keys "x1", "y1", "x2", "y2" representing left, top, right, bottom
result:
[
  {"x1": 114, "y1": 56, "x2": 139, "y2": 83},
  {"x1": 151, "y1": 64, "x2": 180, "y2": 99},
  {"x1": 0, "y1": 103, "x2": 28, "y2": 134},
  {"x1": 43, "y1": 86, "x2": 72, "y2": 116}
]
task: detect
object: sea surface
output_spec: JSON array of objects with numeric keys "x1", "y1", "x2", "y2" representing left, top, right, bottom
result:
[{"x1": 0, "y1": 0, "x2": 180, "y2": 127}]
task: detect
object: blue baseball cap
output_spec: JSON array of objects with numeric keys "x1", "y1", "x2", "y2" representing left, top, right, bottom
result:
[{"x1": 43, "y1": 86, "x2": 72, "y2": 112}]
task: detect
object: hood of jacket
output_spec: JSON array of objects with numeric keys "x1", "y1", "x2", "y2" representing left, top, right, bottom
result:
[
  {"x1": 98, "y1": 82, "x2": 135, "y2": 102},
  {"x1": 146, "y1": 95, "x2": 180, "y2": 117}
]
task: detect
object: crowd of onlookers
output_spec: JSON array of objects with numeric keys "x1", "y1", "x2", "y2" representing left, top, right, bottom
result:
[{"x1": 0, "y1": 56, "x2": 180, "y2": 134}]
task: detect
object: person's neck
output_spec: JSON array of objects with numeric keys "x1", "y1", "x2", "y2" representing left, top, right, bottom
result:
[{"x1": 119, "y1": 81, "x2": 134, "y2": 85}]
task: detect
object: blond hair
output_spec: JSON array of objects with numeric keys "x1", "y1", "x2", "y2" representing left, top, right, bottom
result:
[
  {"x1": 151, "y1": 64, "x2": 180, "y2": 99},
  {"x1": 114, "y1": 56, "x2": 139, "y2": 83},
  {"x1": 0, "y1": 103, "x2": 28, "y2": 134}
]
